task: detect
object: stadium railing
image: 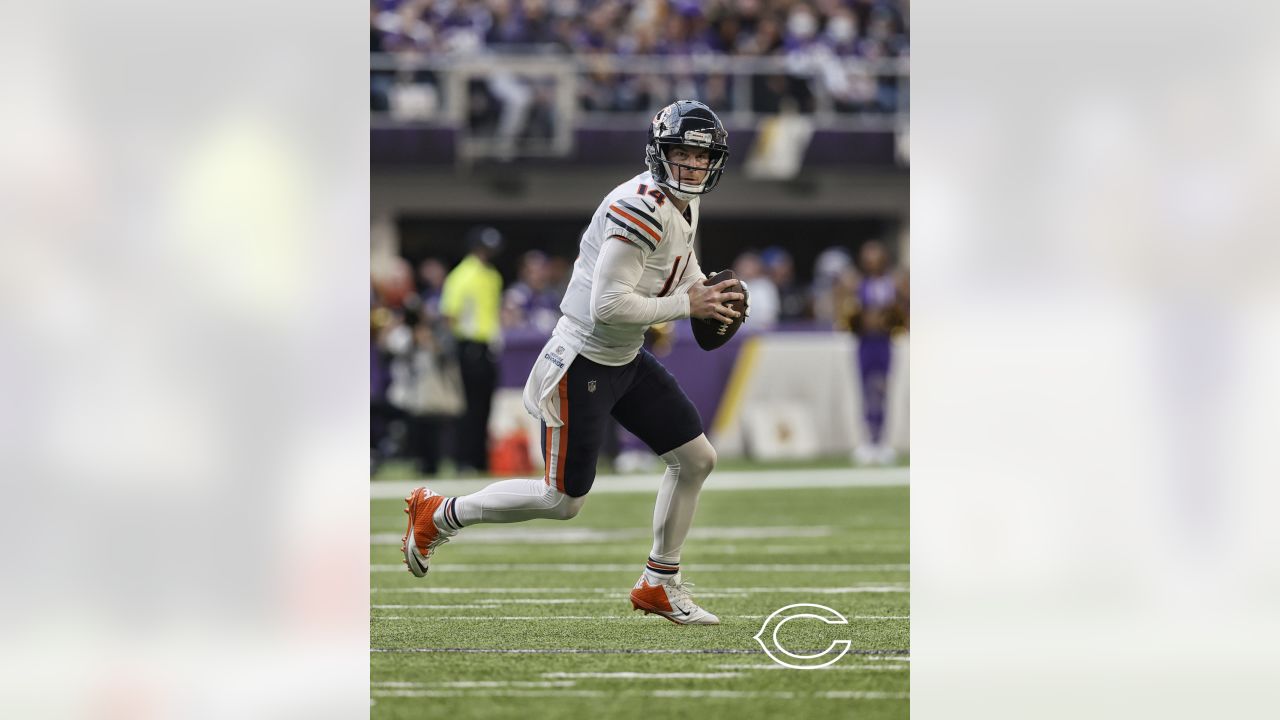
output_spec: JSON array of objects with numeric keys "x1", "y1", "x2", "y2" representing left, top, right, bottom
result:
[{"x1": 370, "y1": 51, "x2": 909, "y2": 164}]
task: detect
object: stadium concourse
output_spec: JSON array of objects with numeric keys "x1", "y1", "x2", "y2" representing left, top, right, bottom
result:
[{"x1": 371, "y1": 466, "x2": 909, "y2": 719}]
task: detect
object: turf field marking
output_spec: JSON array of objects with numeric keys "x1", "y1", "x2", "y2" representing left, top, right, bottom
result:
[
  {"x1": 370, "y1": 563, "x2": 908, "y2": 573},
  {"x1": 371, "y1": 648, "x2": 910, "y2": 655},
  {"x1": 471, "y1": 597, "x2": 637, "y2": 604},
  {"x1": 372, "y1": 599, "x2": 622, "y2": 607},
  {"x1": 652, "y1": 690, "x2": 796, "y2": 699},
  {"x1": 370, "y1": 467, "x2": 907, "y2": 499},
  {"x1": 712, "y1": 663, "x2": 909, "y2": 672},
  {"x1": 372, "y1": 614, "x2": 908, "y2": 621},
  {"x1": 372, "y1": 690, "x2": 608, "y2": 698},
  {"x1": 371, "y1": 689, "x2": 904, "y2": 700},
  {"x1": 820, "y1": 691, "x2": 910, "y2": 699},
  {"x1": 373, "y1": 681, "x2": 578, "y2": 688},
  {"x1": 370, "y1": 586, "x2": 908, "y2": 594},
  {"x1": 703, "y1": 543, "x2": 908, "y2": 554},
  {"x1": 648, "y1": 690, "x2": 907, "y2": 699},
  {"x1": 374, "y1": 615, "x2": 634, "y2": 620},
  {"x1": 371, "y1": 525, "x2": 834, "y2": 545},
  {"x1": 728, "y1": 615, "x2": 909, "y2": 620},
  {"x1": 542, "y1": 672, "x2": 743, "y2": 680},
  {"x1": 370, "y1": 604, "x2": 500, "y2": 609},
  {"x1": 440, "y1": 681, "x2": 578, "y2": 688},
  {"x1": 372, "y1": 543, "x2": 905, "y2": 555}
]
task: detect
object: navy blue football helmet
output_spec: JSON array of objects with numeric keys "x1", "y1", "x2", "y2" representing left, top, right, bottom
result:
[{"x1": 645, "y1": 100, "x2": 730, "y2": 199}]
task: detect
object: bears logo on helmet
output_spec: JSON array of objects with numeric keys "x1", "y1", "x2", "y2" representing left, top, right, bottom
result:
[{"x1": 646, "y1": 100, "x2": 730, "y2": 200}]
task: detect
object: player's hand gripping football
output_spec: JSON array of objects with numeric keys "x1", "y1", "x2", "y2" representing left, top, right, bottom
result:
[{"x1": 688, "y1": 277, "x2": 744, "y2": 325}]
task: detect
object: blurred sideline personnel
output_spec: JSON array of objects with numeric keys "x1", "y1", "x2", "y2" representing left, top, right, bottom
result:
[
  {"x1": 848, "y1": 240, "x2": 901, "y2": 465},
  {"x1": 440, "y1": 227, "x2": 504, "y2": 473},
  {"x1": 403, "y1": 101, "x2": 745, "y2": 625}
]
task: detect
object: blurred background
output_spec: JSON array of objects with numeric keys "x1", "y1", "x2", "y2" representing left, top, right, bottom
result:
[{"x1": 369, "y1": 0, "x2": 911, "y2": 479}]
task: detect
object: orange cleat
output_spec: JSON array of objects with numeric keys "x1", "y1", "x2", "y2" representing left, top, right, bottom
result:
[
  {"x1": 401, "y1": 487, "x2": 451, "y2": 578},
  {"x1": 629, "y1": 574, "x2": 720, "y2": 625}
]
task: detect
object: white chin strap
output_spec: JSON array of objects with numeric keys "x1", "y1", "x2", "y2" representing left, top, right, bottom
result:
[
  {"x1": 659, "y1": 158, "x2": 709, "y2": 200},
  {"x1": 661, "y1": 183, "x2": 699, "y2": 202}
]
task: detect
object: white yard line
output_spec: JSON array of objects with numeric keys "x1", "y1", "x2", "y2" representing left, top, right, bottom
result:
[
  {"x1": 372, "y1": 648, "x2": 910, "y2": 656},
  {"x1": 370, "y1": 603, "x2": 904, "y2": 612},
  {"x1": 373, "y1": 614, "x2": 911, "y2": 620},
  {"x1": 820, "y1": 691, "x2": 910, "y2": 699},
  {"x1": 370, "y1": 563, "x2": 908, "y2": 573},
  {"x1": 712, "y1": 663, "x2": 910, "y2": 671},
  {"x1": 374, "y1": 615, "x2": 632, "y2": 621},
  {"x1": 373, "y1": 614, "x2": 907, "y2": 623},
  {"x1": 371, "y1": 689, "x2": 906, "y2": 700},
  {"x1": 542, "y1": 672, "x2": 743, "y2": 679},
  {"x1": 728, "y1": 615, "x2": 909, "y2": 620},
  {"x1": 370, "y1": 526, "x2": 836, "y2": 545},
  {"x1": 371, "y1": 467, "x2": 907, "y2": 499},
  {"x1": 853, "y1": 615, "x2": 910, "y2": 619},
  {"x1": 370, "y1": 585, "x2": 908, "y2": 594},
  {"x1": 370, "y1": 604, "x2": 500, "y2": 609},
  {"x1": 371, "y1": 599, "x2": 622, "y2": 608},
  {"x1": 373, "y1": 681, "x2": 577, "y2": 688},
  {"x1": 372, "y1": 689, "x2": 608, "y2": 698}
]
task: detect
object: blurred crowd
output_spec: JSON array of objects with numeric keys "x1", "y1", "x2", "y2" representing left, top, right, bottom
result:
[
  {"x1": 372, "y1": 0, "x2": 910, "y2": 119},
  {"x1": 370, "y1": 227, "x2": 908, "y2": 474}
]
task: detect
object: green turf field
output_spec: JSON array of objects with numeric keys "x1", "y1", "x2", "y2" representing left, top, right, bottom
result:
[{"x1": 371, "y1": 471, "x2": 909, "y2": 719}]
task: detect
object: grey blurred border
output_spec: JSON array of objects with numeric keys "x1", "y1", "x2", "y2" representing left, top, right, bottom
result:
[
  {"x1": 0, "y1": 2, "x2": 369, "y2": 717},
  {"x1": 5, "y1": 0, "x2": 1279, "y2": 717},
  {"x1": 913, "y1": 2, "x2": 1280, "y2": 718}
]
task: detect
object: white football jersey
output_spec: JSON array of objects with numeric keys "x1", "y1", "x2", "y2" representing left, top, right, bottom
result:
[{"x1": 555, "y1": 171, "x2": 703, "y2": 366}]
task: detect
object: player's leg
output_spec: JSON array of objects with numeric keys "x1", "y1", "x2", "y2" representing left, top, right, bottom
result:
[
  {"x1": 612, "y1": 351, "x2": 720, "y2": 625},
  {"x1": 401, "y1": 355, "x2": 612, "y2": 577},
  {"x1": 648, "y1": 434, "x2": 716, "y2": 578}
]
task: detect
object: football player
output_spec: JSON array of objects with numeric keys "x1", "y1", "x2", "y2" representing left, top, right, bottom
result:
[{"x1": 402, "y1": 100, "x2": 744, "y2": 625}]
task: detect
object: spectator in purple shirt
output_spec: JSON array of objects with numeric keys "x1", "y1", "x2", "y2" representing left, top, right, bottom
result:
[{"x1": 501, "y1": 250, "x2": 563, "y2": 336}]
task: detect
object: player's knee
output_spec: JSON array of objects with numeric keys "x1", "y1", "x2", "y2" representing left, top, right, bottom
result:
[
  {"x1": 696, "y1": 444, "x2": 717, "y2": 478},
  {"x1": 679, "y1": 437, "x2": 716, "y2": 479},
  {"x1": 556, "y1": 494, "x2": 587, "y2": 520},
  {"x1": 543, "y1": 486, "x2": 586, "y2": 520}
]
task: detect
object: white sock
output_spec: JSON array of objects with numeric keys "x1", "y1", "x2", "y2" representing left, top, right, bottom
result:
[
  {"x1": 647, "y1": 435, "x2": 716, "y2": 579},
  {"x1": 450, "y1": 478, "x2": 585, "y2": 526}
]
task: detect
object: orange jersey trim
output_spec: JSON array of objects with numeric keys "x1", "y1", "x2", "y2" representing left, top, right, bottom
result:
[{"x1": 608, "y1": 205, "x2": 662, "y2": 243}]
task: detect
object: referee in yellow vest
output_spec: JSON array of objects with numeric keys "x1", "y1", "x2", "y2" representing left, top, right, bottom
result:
[{"x1": 440, "y1": 226, "x2": 504, "y2": 474}]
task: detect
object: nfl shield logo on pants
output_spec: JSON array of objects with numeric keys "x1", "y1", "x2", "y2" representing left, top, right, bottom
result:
[{"x1": 587, "y1": 380, "x2": 597, "y2": 393}]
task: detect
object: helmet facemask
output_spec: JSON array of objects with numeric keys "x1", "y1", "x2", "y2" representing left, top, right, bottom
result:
[{"x1": 652, "y1": 142, "x2": 728, "y2": 200}]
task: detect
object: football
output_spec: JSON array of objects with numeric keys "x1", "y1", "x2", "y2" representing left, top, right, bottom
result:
[{"x1": 691, "y1": 270, "x2": 748, "y2": 351}]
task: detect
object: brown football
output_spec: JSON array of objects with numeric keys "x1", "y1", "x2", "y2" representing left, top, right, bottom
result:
[{"x1": 691, "y1": 270, "x2": 748, "y2": 351}]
